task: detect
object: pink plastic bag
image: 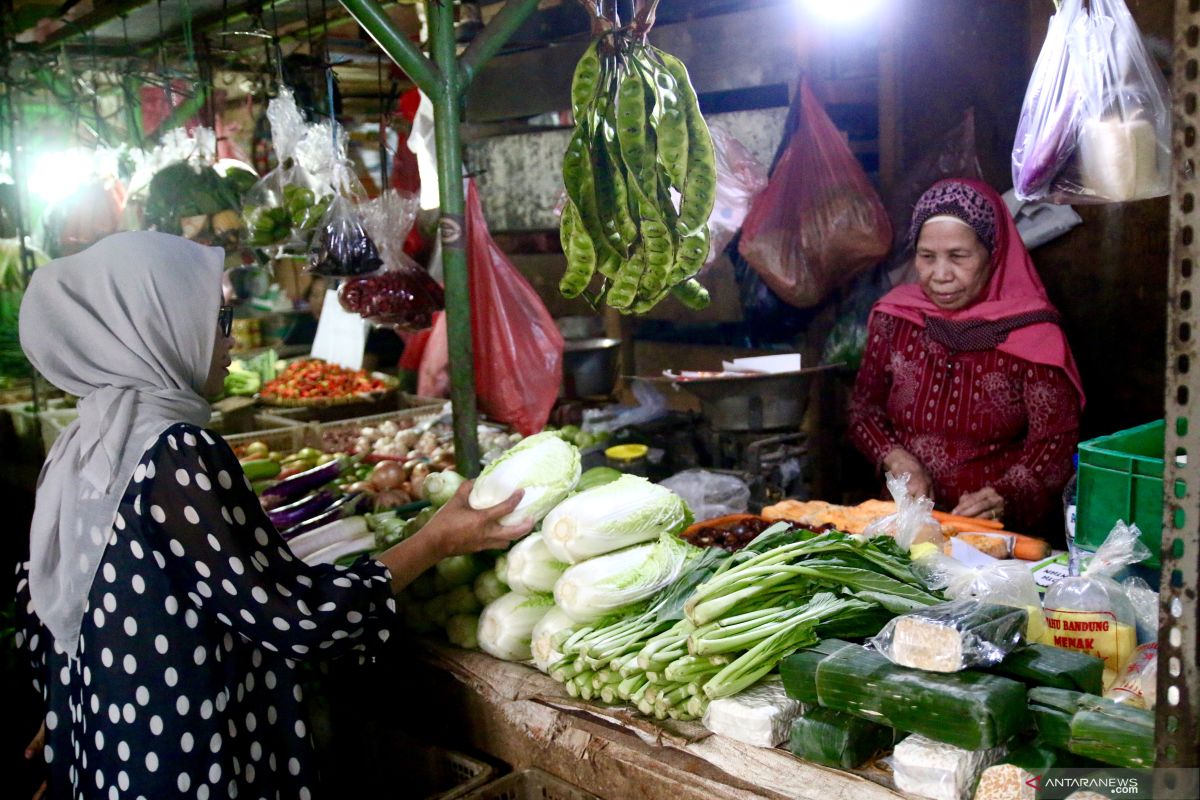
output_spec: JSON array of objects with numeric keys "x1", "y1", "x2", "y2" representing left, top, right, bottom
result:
[
  {"x1": 738, "y1": 81, "x2": 891, "y2": 308},
  {"x1": 467, "y1": 180, "x2": 563, "y2": 434},
  {"x1": 705, "y1": 125, "x2": 769, "y2": 271}
]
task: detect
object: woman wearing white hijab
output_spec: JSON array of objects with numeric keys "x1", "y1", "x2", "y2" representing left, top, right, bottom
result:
[{"x1": 16, "y1": 232, "x2": 531, "y2": 799}]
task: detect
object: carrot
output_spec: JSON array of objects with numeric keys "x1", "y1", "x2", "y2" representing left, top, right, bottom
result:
[
  {"x1": 932, "y1": 510, "x2": 1005, "y2": 531},
  {"x1": 1011, "y1": 533, "x2": 1052, "y2": 561}
]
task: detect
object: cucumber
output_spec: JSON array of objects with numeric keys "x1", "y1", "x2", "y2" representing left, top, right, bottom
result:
[{"x1": 241, "y1": 459, "x2": 282, "y2": 481}]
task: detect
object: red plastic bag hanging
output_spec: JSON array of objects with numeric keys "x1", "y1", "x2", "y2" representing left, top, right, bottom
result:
[
  {"x1": 738, "y1": 81, "x2": 892, "y2": 309},
  {"x1": 465, "y1": 180, "x2": 563, "y2": 434}
]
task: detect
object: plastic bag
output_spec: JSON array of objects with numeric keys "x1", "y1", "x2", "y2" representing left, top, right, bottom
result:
[
  {"x1": 916, "y1": 553, "x2": 1047, "y2": 642},
  {"x1": 1121, "y1": 575, "x2": 1159, "y2": 644},
  {"x1": 864, "y1": 473, "x2": 944, "y2": 550},
  {"x1": 243, "y1": 89, "x2": 330, "y2": 251},
  {"x1": 659, "y1": 469, "x2": 751, "y2": 522},
  {"x1": 1105, "y1": 642, "x2": 1157, "y2": 708},
  {"x1": 338, "y1": 190, "x2": 443, "y2": 330},
  {"x1": 465, "y1": 179, "x2": 563, "y2": 435},
  {"x1": 582, "y1": 380, "x2": 669, "y2": 434},
  {"x1": 705, "y1": 125, "x2": 768, "y2": 271},
  {"x1": 1042, "y1": 521, "x2": 1150, "y2": 676},
  {"x1": 871, "y1": 598, "x2": 1027, "y2": 672},
  {"x1": 738, "y1": 80, "x2": 891, "y2": 309},
  {"x1": 308, "y1": 161, "x2": 383, "y2": 278},
  {"x1": 1012, "y1": 0, "x2": 1170, "y2": 203}
]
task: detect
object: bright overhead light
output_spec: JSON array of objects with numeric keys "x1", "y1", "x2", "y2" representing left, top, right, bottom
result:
[
  {"x1": 28, "y1": 148, "x2": 97, "y2": 204},
  {"x1": 798, "y1": 0, "x2": 886, "y2": 24}
]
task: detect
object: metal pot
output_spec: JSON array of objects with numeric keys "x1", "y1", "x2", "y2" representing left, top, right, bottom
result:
[
  {"x1": 672, "y1": 365, "x2": 838, "y2": 431},
  {"x1": 562, "y1": 338, "x2": 621, "y2": 398}
]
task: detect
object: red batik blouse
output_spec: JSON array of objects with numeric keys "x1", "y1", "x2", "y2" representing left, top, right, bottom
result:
[{"x1": 849, "y1": 312, "x2": 1080, "y2": 533}]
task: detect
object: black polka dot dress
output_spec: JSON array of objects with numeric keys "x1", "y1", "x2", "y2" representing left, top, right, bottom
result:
[{"x1": 16, "y1": 423, "x2": 397, "y2": 799}]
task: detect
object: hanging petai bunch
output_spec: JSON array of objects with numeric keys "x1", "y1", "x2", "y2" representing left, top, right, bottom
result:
[{"x1": 559, "y1": 0, "x2": 717, "y2": 313}]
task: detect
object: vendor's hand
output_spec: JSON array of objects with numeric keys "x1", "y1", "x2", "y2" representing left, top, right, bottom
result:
[
  {"x1": 952, "y1": 487, "x2": 1005, "y2": 522},
  {"x1": 882, "y1": 447, "x2": 935, "y2": 501},
  {"x1": 25, "y1": 722, "x2": 46, "y2": 800},
  {"x1": 419, "y1": 480, "x2": 534, "y2": 557}
]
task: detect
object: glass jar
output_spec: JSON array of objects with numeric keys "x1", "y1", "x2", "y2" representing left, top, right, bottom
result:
[{"x1": 605, "y1": 443, "x2": 649, "y2": 477}]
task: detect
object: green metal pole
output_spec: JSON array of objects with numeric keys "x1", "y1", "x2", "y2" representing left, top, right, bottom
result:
[
  {"x1": 427, "y1": 0, "x2": 481, "y2": 476},
  {"x1": 339, "y1": 0, "x2": 440, "y2": 96},
  {"x1": 343, "y1": 0, "x2": 543, "y2": 476},
  {"x1": 459, "y1": 0, "x2": 544, "y2": 91}
]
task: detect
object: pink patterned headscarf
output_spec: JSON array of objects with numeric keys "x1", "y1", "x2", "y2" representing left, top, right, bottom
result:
[{"x1": 873, "y1": 178, "x2": 1085, "y2": 406}]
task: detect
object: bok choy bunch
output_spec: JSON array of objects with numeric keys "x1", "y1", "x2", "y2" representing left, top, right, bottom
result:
[
  {"x1": 469, "y1": 431, "x2": 581, "y2": 526},
  {"x1": 554, "y1": 534, "x2": 699, "y2": 623},
  {"x1": 542, "y1": 474, "x2": 692, "y2": 563}
]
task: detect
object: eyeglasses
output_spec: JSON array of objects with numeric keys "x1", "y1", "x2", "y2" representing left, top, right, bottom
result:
[{"x1": 218, "y1": 305, "x2": 234, "y2": 338}]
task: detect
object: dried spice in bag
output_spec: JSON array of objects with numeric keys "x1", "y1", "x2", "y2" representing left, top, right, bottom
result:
[{"x1": 337, "y1": 191, "x2": 444, "y2": 330}]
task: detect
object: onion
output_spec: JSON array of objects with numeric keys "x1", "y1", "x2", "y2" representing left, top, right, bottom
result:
[
  {"x1": 370, "y1": 461, "x2": 407, "y2": 490},
  {"x1": 409, "y1": 462, "x2": 432, "y2": 498},
  {"x1": 347, "y1": 481, "x2": 376, "y2": 494},
  {"x1": 374, "y1": 489, "x2": 413, "y2": 510}
]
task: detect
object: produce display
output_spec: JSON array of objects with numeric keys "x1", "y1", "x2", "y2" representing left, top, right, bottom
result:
[
  {"x1": 559, "y1": 27, "x2": 716, "y2": 313},
  {"x1": 144, "y1": 161, "x2": 254, "y2": 246},
  {"x1": 258, "y1": 358, "x2": 394, "y2": 406},
  {"x1": 222, "y1": 350, "x2": 280, "y2": 397},
  {"x1": 219, "y1": 400, "x2": 1163, "y2": 795}
]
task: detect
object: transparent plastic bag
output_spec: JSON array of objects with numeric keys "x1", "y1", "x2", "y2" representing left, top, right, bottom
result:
[
  {"x1": 307, "y1": 163, "x2": 383, "y2": 278},
  {"x1": 659, "y1": 469, "x2": 751, "y2": 521},
  {"x1": 1042, "y1": 521, "x2": 1150, "y2": 675},
  {"x1": 338, "y1": 190, "x2": 444, "y2": 330},
  {"x1": 864, "y1": 472, "x2": 944, "y2": 550},
  {"x1": 1121, "y1": 575, "x2": 1159, "y2": 643},
  {"x1": 242, "y1": 89, "x2": 330, "y2": 251},
  {"x1": 871, "y1": 598, "x2": 1027, "y2": 672},
  {"x1": 581, "y1": 379, "x2": 668, "y2": 434},
  {"x1": 738, "y1": 80, "x2": 891, "y2": 309},
  {"x1": 916, "y1": 554, "x2": 1047, "y2": 642},
  {"x1": 1012, "y1": 0, "x2": 1170, "y2": 203},
  {"x1": 705, "y1": 125, "x2": 768, "y2": 271},
  {"x1": 1105, "y1": 642, "x2": 1157, "y2": 708}
]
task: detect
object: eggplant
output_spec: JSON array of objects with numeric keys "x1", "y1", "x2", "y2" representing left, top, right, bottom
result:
[
  {"x1": 281, "y1": 493, "x2": 363, "y2": 539},
  {"x1": 261, "y1": 458, "x2": 346, "y2": 503},
  {"x1": 268, "y1": 489, "x2": 340, "y2": 530}
]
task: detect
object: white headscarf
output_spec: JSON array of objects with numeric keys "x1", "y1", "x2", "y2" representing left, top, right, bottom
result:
[{"x1": 20, "y1": 231, "x2": 224, "y2": 657}]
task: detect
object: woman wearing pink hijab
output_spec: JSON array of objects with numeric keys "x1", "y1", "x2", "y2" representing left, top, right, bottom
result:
[{"x1": 849, "y1": 178, "x2": 1085, "y2": 535}]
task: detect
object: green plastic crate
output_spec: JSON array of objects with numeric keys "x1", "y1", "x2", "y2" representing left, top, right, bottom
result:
[{"x1": 1076, "y1": 420, "x2": 1164, "y2": 567}]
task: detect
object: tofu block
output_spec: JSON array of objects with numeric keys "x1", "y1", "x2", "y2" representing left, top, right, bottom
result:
[
  {"x1": 702, "y1": 678, "x2": 804, "y2": 748},
  {"x1": 893, "y1": 733, "x2": 1005, "y2": 800}
]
